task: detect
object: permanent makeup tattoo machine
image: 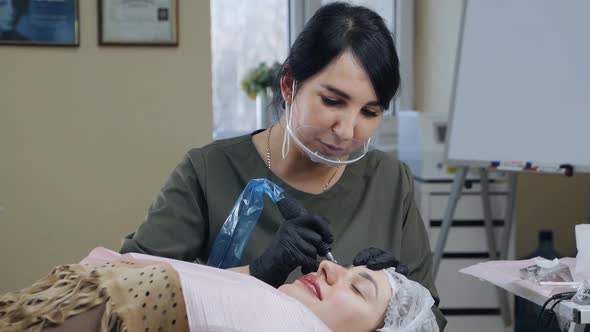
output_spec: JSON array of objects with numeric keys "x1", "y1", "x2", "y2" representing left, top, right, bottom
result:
[
  {"x1": 275, "y1": 191, "x2": 337, "y2": 264},
  {"x1": 207, "y1": 179, "x2": 336, "y2": 269}
]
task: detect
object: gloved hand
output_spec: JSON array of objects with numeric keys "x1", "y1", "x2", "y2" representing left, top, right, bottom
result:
[
  {"x1": 250, "y1": 213, "x2": 334, "y2": 288},
  {"x1": 353, "y1": 247, "x2": 409, "y2": 276}
]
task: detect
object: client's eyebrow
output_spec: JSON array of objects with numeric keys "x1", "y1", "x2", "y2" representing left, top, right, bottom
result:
[{"x1": 359, "y1": 272, "x2": 379, "y2": 297}]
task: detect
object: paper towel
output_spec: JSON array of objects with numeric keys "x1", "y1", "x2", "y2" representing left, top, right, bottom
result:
[{"x1": 574, "y1": 224, "x2": 590, "y2": 279}]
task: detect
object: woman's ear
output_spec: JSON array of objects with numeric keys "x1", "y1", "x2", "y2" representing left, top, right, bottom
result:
[{"x1": 280, "y1": 76, "x2": 294, "y2": 106}]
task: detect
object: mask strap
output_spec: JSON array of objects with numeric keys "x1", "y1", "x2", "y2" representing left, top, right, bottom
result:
[
  {"x1": 281, "y1": 80, "x2": 297, "y2": 159},
  {"x1": 364, "y1": 137, "x2": 371, "y2": 153}
]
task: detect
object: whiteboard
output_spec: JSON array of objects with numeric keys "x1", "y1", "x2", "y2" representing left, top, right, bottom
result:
[{"x1": 445, "y1": 0, "x2": 590, "y2": 173}]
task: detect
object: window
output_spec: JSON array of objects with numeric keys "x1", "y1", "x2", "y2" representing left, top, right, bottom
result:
[{"x1": 210, "y1": 0, "x2": 288, "y2": 139}]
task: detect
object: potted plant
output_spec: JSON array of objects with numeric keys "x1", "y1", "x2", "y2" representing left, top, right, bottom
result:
[{"x1": 241, "y1": 62, "x2": 281, "y2": 128}]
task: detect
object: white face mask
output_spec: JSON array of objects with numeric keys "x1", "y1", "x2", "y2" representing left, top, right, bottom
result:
[{"x1": 281, "y1": 80, "x2": 372, "y2": 167}]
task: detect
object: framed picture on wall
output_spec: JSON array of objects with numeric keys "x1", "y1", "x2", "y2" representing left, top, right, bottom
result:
[
  {"x1": 98, "y1": 0, "x2": 179, "y2": 46},
  {"x1": 0, "y1": 0, "x2": 79, "y2": 46}
]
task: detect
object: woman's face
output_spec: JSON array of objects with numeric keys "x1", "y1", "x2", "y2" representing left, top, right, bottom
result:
[
  {"x1": 281, "y1": 50, "x2": 384, "y2": 159},
  {"x1": 278, "y1": 261, "x2": 392, "y2": 332}
]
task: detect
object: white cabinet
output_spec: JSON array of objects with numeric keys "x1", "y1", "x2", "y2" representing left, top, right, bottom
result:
[{"x1": 415, "y1": 179, "x2": 514, "y2": 332}]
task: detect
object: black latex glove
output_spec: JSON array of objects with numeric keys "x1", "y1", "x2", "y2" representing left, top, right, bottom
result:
[
  {"x1": 353, "y1": 247, "x2": 409, "y2": 276},
  {"x1": 250, "y1": 213, "x2": 334, "y2": 288}
]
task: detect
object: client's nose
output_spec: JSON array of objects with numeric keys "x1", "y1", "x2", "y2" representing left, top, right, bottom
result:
[{"x1": 318, "y1": 260, "x2": 347, "y2": 286}]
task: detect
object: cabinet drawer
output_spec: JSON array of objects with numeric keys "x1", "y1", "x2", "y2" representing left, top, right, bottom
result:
[
  {"x1": 445, "y1": 315, "x2": 508, "y2": 332},
  {"x1": 437, "y1": 258, "x2": 501, "y2": 308},
  {"x1": 428, "y1": 223, "x2": 504, "y2": 253},
  {"x1": 429, "y1": 194, "x2": 507, "y2": 220}
]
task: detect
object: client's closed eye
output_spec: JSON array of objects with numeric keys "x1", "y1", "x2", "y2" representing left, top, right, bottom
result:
[{"x1": 351, "y1": 283, "x2": 366, "y2": 299}]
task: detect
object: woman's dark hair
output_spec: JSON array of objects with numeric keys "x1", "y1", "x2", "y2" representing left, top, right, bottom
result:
[{"x1": 272, "y1": 2, "x2": 400, "y2": 111}]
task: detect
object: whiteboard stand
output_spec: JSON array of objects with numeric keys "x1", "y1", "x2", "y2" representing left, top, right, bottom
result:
[
  {"x1": 480, "y1": 169, "x2": 515, "y2": 327},
  {"x1": 432, "y1": 166, "x2": 517, "y2": 326}
]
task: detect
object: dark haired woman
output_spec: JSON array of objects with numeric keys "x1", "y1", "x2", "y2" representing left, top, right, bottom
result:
[{"x1": 120, "y1": 3, "x2": 446, "y2": 330}]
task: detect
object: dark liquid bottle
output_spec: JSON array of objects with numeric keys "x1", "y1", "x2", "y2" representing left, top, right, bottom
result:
[{"x1": 514, "y1": 230, "x2": 561, "y2": 332}]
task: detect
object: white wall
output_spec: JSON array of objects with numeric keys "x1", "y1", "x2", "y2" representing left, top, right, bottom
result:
[{"x1": 0, "y1": 0, "x2": 212, "y2": 292}]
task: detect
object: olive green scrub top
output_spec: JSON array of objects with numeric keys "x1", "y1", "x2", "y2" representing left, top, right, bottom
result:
[{"x1": 120, "y1": 131, "x2": 447, "y2": 330}]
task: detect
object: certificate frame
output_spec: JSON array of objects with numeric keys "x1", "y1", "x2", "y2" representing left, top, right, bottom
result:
[
  {"x1": 98, "y1": 0, "x2": 179, "y2": 46},
  {"x1": 0, "y1": 0, "x2": 79, "y2": 47}
]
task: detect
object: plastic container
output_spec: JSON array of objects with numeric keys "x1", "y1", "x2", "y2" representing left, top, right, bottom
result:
[{"x1": 514, "y1": 230, "x2": 561, "y2": 332}]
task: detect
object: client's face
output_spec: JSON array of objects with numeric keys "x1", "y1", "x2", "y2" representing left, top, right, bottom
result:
[{"x1": 278, "y1": 261, "x2": 392, "y2": 332}]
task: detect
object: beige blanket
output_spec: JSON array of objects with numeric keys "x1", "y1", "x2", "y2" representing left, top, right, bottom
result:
[{"x1": 0, "y1": 258, "x2": 188, "y2": 332}]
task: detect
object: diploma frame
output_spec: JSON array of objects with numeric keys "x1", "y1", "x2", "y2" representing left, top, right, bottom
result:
[
  {"x1": 0, "y1": 0, "x2": 80, "y2": 47},
  {"x1": 98, "y1": 0, "x2": 179, "y2": 46}
]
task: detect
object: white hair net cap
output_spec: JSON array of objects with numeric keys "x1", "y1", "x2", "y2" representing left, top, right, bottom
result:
[{"x1": 378, "y1": 267, "x2": 439, "y2": 332}]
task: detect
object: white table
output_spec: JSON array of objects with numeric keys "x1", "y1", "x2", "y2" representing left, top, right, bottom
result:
[
  {"x1": 460, "y1": 258, "x2": 588, "y2": 332},
  {"x1": 555, "y1": 300, "x2": 590, "y2": 332}
]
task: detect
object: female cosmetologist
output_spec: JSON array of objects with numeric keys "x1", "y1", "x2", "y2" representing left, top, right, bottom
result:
[{"x1": 120, "y1": 3, "x2": 446, "y2": 330}]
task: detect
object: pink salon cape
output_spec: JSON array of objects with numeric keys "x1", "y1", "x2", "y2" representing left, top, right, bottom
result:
[{"x1": 81, "y1": 247, "x2": 331, "y2": 332}]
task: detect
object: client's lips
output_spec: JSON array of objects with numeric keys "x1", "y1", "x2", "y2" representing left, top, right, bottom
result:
[{"x1": 297, "y1": 274, "x2": 322, "y2": 300}]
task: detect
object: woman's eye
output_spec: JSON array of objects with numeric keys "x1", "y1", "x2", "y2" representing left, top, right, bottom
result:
[
  {"x1": 351, "y1": 284, "x2": 364, "y2": 298},
  {"x1": 362, "y1": 108, "x2": 380, "y2": 117},
  {"x1": 321, "y1": 96, "x2": 341, "y2": 106}
]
